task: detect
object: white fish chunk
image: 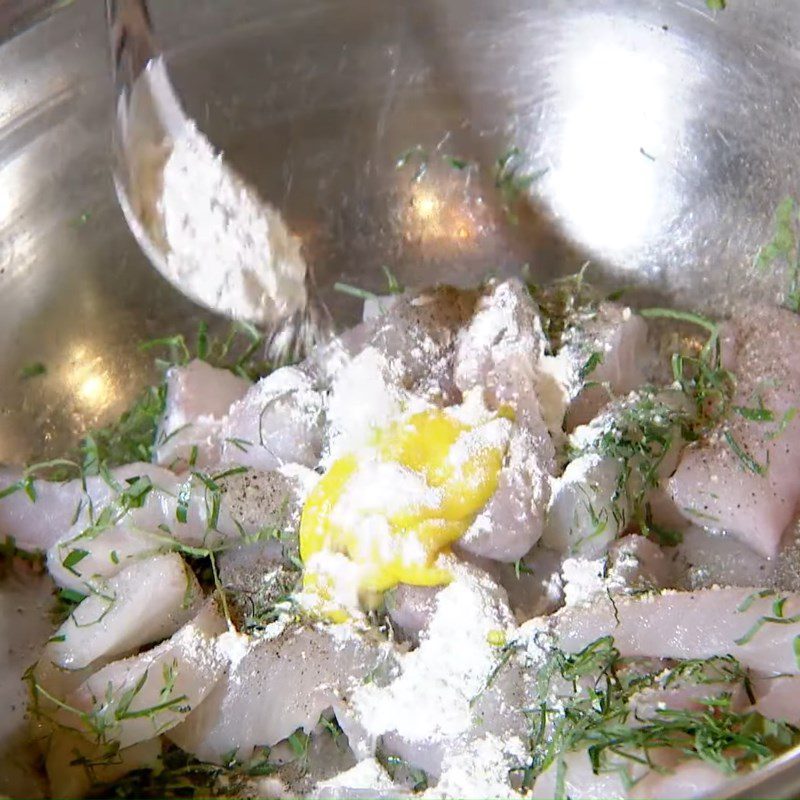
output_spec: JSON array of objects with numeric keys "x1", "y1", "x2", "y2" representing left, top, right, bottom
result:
[
  {"x1": 672, "y1": 526, "x2": 773, "y2": 590},
  {"x1": 324, "y1": 348, "x2": 407, "y2": 462},
  {"x1": 44, "y1": 464, "x2": 305, "y2": 592},
  {"x1": 155, "y1": 359, "x2": 251, "y2": 470},
  {"x1": 542, "y1": 453, "x2": 624, "y2": 557},
  {"x1": 453, "y1": 280, "x2": 555, "y2": 562},
  {"x1": 454, "y1": 280, "x2": 556, "y2": 452},
  {"x1": 46, "y1": 553, "x2": 201, "y2": 670},
  {"x1": 427, "y1": 733, "x2": 526, "y2": 800},
  {"x1": 0, "y1": 462, "x2": 151, "y2": 554},
  {"x1": 669, "y1": 305, "x2": 800, "y2": 558},
  {"x1": 219, "y1": 366, "x2": 325, "y2": 471},
  {"x1": 531, "y1": 744, "x2": 730, "y2": 800},
  {"x1": 488, "y1": 546, "x2": 565, "y2": 623},
  {"x1": 558, "y1": 303, "x2": 651, "y2": 430},
  {"x1": 309, "y1": 284, "x2": 477, "y2": 402},
  {"x1": 386, "y1": 583, "x2": 441, "y2": 645},
  {"x1": 628, "y1": 677, "x2": 749, "y2": 721},
  {"x1": 336, "y1": 565, "x2": 523, "y2": 778},
  {"x1": 751, "y1": 675, "x2": 800, "y2": 723},
  {"x1": 628, "y1": 760, "x2": 731, "y2": 800},
  {"x1": 454, "y1": 278, "x2": 546, "y2": 393},
  {"x1": 168, "y1": 623, "x2": 393, "y2": 764},
  {"x1": 545, "y1": 388, "x2": 691, "y2": 558},
  {"x1": 459, "y1": 426, "x2": 551, "y2": 562},
  {"x1": 531, "y1": 750, "x2": 629, "y2": 800},
  {"x1": 552, "y1": 587, "x2": 800, "y2": 675},
  {"x1": 607, "y1": 535, "x2": 675, "y2": 592},
  {"x1": 63, "y1": 600, "x2": 228, "y2": 748}
]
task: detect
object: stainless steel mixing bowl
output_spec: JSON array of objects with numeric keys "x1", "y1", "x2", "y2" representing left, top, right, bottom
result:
[{"x1": 1, "y1": 0, "x2": 800, "y2": 797}]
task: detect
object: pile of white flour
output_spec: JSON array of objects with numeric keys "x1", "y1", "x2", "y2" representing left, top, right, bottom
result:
[{"x1": 158, "y1": 124, "x2": 308, "y2": 325}]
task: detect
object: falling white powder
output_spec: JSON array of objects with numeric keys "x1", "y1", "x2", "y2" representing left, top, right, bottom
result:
[
  {"x1": 561, "y1": 556, "x2": 608, "y2": 607},
  {"x1": 313, "y1": 758, "x2": 399, "y2": 799},
  {"x1": 159, "y1": 124, "x2": 307, "y2": 325},
  {"x1": 339, "y1": 563, "x2": 518, "y2": 773},
  {"x1": 424, "y1": 734, "x2": 527, "y2": 800}
]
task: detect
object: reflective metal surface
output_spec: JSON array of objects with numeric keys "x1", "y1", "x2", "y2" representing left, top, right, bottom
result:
[{"x1": 2, "y1": 0, "x2": 800, "y2": 796}]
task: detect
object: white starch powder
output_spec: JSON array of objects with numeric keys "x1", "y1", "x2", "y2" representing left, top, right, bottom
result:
[{"x1": 159, "y1": 124, "x2": 308, "y2": 325}]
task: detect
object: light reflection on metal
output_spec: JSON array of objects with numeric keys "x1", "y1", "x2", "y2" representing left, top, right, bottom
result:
[
  {"x1": 78, "y1": 373, "x2": 110, "y2": 406},
  {"x1": 546, "y1": 18, "x2": 694, "y2": 261},
  {"x1": 408, "y1": 185, "x2": 477, "y2": 244},
  {"x1": 65, "y1": 343, "x2": 113, "y2": 413}
]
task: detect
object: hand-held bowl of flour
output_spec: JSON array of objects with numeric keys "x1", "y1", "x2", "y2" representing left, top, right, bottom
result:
[{"x1": 106, "y1": 0, "x2": 317, "y2": 350}]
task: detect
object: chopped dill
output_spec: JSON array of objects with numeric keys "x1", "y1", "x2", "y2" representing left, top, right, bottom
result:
[
  {"x1": 85, "y1": 743, "x2": 276, "y2": 798},
  {"x1": 335, "y1": 266, "x2": 404, "y2": 301},
  {"x1": 443, "y1": 154, "x2": 471, "y2": 171},
  {"x1": 381, "y1": 265, "x2": 404, "y2": 295},
  {"x1": 526, "y1": 263, "x2": 599, "y2": 354},
  {"x1": 578, "y1": 351, "x2": 604, "y2": 382},
  {"x1": 521, "y1": 637, "x2": 799, "y2": 793},
  {"x1": 395, "y1": 145, "x2": 428, "y2": 182},
  {"x1": 334, "y1": 282, "x2": 377, "y2": 300},
  {"x1": 19, "y1": 361, "x2": 46, "y2": 380},
  {"x1": 724, "y1": 431, "x2": 767, "y2": 476},
  {"x1": 755, "y1": 196, "x2": 800, "y2": 312},
  {"x1": 569, "y1": 305, "x2": 735, "y2": 545},
  {"x1": 494, "y1": 146, "x2": 548, "y2": 224},
  {"x1": 50, "y1": 587, "x2": 87, "y2": 623}
]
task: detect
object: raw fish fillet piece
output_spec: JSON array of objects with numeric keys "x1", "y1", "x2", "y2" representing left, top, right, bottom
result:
[
  {"x1": 312, "y1": 758, "x2": 406, "y2": 799},
  {"x1": 542, "y1": 453, "x2": 624, "y2": 557},
  {"x1": 669, "y1": 305, "x2": 800, "y2": 557},
  {"x1": 532, "y1": 749, "x2": 730, "y2": 800},
  {"x1": 311, "y1": 285, "x2": 478, "y2": 402},
  {"x1": 460, "y1": 426, "x2": 551, "y2": 561},
  {"x1": 45, "y1": 553, "x2": 201, "y2": 670},
  {"x1": 557, "y1": 302, "x2": 652, "y2": 430},
  {"x1": 336, "y1": 565, "x2": 525, "y2": 779},
  {"x1": 550, "y1": 586, "x2": 800, "y2": 675},
  {"x1": 155, "y1": 359, "x2": 251, "y2": 469},
  {"x1": 453, "y1": 279, "x2": 555, "y2": 563},
  {"x1": 63, "y1": 600, "x2": 228, "y2": 748},
  {"x1": 0, "y1": 462, "x2": 149, "y2": 554},
  {"x1": 37, "y1": 463, "x2": 304, "y2": 592},
  {"x1": 219, "y1": 365, "x2": 326, "y2": 470},
  {"x1": 168, "y1": 623, "x2": 394, "y2": 764}
]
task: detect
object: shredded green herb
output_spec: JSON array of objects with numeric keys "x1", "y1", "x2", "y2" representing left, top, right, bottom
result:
[
  {"x1": 520, "y1": 637, "x2": 799, "y2": 794},
  {"x1": 84, "y1": 743, "x2": 276, "y2": 798},
  {"x1": 724, "y1": 431, "x2": 767, "y2": 476},
  {"x1": 526, "y1": 263, "x2": 599, "y2": 354},
  {"x1": 19, "y1": 361, "x2": 46, "y2": 380},
  {"x1": 570, "y1": 305, "x2": 735, "y2": 545},
  {"x1": 381, "y1": 265, "x2": 404, "y2": 295},
  {"x1": 494, "y1": 146, "x2": 548, "y2": 224},
  {"x1": 755, "y1": 196, "x2": 800, "y2": 312},
  {"x1": 0, "y1": 535, "x2": 45, "y2": 578},
  {"x1": 395, "y1": 145, "x2": 428, "y2": 182},
  {"x1": 578, "y1": 351, "x2": 604, "y2": 382},
  {"x1": 443, "y1": 154, "x2": 471, "y2": 171},
  {"x1": 333, "y1": 282, "x2": 377, "y2": 300}
]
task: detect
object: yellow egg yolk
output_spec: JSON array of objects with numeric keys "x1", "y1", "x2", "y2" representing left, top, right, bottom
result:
[{"x1": 299, "y1": 406, "x2": 510, "y2": 620}]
